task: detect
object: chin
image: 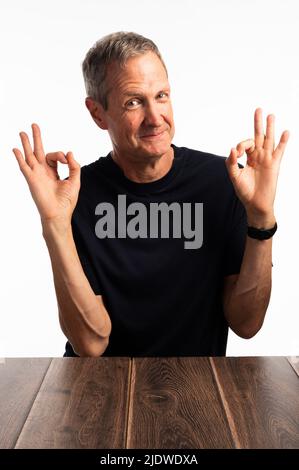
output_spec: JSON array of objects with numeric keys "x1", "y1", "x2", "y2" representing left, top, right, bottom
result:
[{"x1": 141, "y1": 140, "x2": 171, "y2": 158}]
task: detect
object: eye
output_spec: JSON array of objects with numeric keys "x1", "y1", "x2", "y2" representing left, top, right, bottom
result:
[
  {"x1": 126, "y1": 98, "x2": 141, "y2": 108},
  {"x1": 157, "y1": 91, "x2": 169, "y2": 101}
]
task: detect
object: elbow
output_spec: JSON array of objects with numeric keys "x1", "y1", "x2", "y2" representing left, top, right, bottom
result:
[
  {"x1": 231, "y1": 322, "x2": 263, "y2": 340},
  {"x1": 225, "y1": 303, "x2": 267, "y2": 340},
  {"x1": 236, "y1": 329, "x2": 258, "y2": 340},
  {"x1": 73, "y1": 335, "x2": 110, "y2": 357}
]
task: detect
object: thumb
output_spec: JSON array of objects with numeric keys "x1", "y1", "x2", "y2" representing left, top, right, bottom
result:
[
  {"x1": 66, "y1": 152, "x2": 80, "y2": 182},
  {"x1": 226, "y1": 148, "x2": 241, "y2": 181}
]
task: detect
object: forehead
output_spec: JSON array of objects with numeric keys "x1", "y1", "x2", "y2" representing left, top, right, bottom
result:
[{"x1": 107, "y1": 52, "x2": 169, "y2": 96}]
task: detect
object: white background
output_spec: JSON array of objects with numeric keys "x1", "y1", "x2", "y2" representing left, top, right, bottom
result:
[{"x1": 0, "y1": 0, "x2": 298, "y2": 357}]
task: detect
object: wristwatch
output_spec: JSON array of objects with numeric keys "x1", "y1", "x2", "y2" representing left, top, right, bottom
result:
[{"x1": 247, "y1": 222, "x2": 278, "y2": 240}]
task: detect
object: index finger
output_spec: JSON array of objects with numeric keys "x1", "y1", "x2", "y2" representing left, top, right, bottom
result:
[{"x1": 32, "y1": 123, "x2": 45, "y2": 162}]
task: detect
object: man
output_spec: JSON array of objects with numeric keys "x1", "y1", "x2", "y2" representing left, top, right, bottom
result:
[{"x1": 13, "y1": 32, "x2": 289, "y2": 357}]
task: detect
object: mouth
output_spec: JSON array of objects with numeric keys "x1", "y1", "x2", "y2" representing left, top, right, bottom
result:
[{"x1": 139, "y1": 130, "x2": 166, "y2": 140}]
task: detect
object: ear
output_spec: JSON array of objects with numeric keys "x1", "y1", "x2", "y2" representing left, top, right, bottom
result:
[{"x1": 85, "y1": 97, "x2": 108, "y2": 130}]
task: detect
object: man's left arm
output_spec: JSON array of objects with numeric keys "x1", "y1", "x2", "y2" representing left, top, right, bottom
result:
[
  {"x1": 223, "y1": 108, "x2": 289, "y2": 339},
  {"x1": 223, "y1": 236, "x2": 273, "y2": 339}
]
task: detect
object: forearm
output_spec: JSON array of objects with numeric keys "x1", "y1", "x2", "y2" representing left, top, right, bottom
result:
[
  {"x1": 224, "y1": 107, "x2": 289, "y2": 338},
  {"x1": 42, "y1": 221, "x2": 111, "y2": 356},
  {"x1": 224, "y1": 213, "x2": 275, "y2": 338}
]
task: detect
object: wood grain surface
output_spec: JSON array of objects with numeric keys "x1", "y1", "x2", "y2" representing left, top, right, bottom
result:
[
  {"x1": 15, "y1": 357, "x2": 130, "y2": 449},
  {"x1": 1, "y1": 357, "x2": 297, "y2": 449},
  {"x1": 0, "y1": 358, "x2": 51, "y2": 449},
  {"x1": 287, "y1": 356, "x2": 299, "y2": 377},
  {"x1": 210, "y1": 357, "x2": 299, "y2": 449},
  {"x1": 126, "y1": 357, "x2": 234, "y2": 449}
]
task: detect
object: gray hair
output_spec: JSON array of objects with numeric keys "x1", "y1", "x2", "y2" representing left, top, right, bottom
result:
[{"x1": 82, "y1": 31, "x2": 168, "y2": 110}]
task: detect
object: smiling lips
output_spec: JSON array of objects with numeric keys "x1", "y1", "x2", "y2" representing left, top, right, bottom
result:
[{"x1": 139, "y1": 129, "x2": 166, "y2": 139}]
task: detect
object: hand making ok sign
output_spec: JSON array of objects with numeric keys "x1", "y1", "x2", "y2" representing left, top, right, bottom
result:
[
  {"x1": 225, "y1": 108, "x2": 289, "y2": 227},
  {"x1": 13, "y1": 124, "x2": 81, "y2": 230}
]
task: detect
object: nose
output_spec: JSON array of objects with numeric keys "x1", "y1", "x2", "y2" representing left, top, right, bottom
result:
[{"x1": 143, "y1": 102, "x2": 164, "y2": 127}]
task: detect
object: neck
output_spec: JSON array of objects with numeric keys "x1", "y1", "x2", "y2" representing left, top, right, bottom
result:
[{"x1": 111, "y1": 146, "x2": 174, "y2": 183}]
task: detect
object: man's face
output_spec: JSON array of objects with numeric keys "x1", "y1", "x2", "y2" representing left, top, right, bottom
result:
[{"x1": 100, "y1": 52, "x2": 175, "y2": 163}]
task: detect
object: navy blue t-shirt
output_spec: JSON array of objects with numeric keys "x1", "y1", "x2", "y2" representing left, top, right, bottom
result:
[{"x1": 64, "y1": 144, "x2": 247, "y2": 357}]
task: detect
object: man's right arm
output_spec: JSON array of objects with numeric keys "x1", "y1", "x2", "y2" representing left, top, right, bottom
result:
[
  {"x1": 13, "y1": 123, "x2": 111, "y2": 357},
  {"x1": 43, "y1": 221, "x2": 111, "y2": 357}
]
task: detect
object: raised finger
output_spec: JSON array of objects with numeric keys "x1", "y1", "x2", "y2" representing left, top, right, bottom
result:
[
  {"x1": 264, "y1": 114, "x2": 275, "y2": 151},
  {"x1": 254, "y1": 108, "x2": 264, "y2": 149},
  {"x1": 19, "y1": 131, "x2": 37, "y2": 168},
  {"x1": 12, "y1": 148, "x2": 32, "y2": 179},
  {"x1": 32, "y1": 123, "x2": 45, "y2": 162},
  {"x1": 273, "y1": 130, "x2": 290, "y2": 161}
]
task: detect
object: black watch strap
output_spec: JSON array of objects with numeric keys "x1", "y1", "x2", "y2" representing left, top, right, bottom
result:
[{"x1": 247, "y1": 222, "x2": 278, "y2": 240}]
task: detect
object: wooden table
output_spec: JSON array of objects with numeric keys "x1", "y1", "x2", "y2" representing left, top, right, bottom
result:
[{"x1": 0, "y1": 357, "x2": 298, "y2": 449}]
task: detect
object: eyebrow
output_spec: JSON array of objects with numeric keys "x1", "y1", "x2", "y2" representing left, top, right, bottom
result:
[{"x1": 122, "y1": 88, "x2": 170, "y2": 98}]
